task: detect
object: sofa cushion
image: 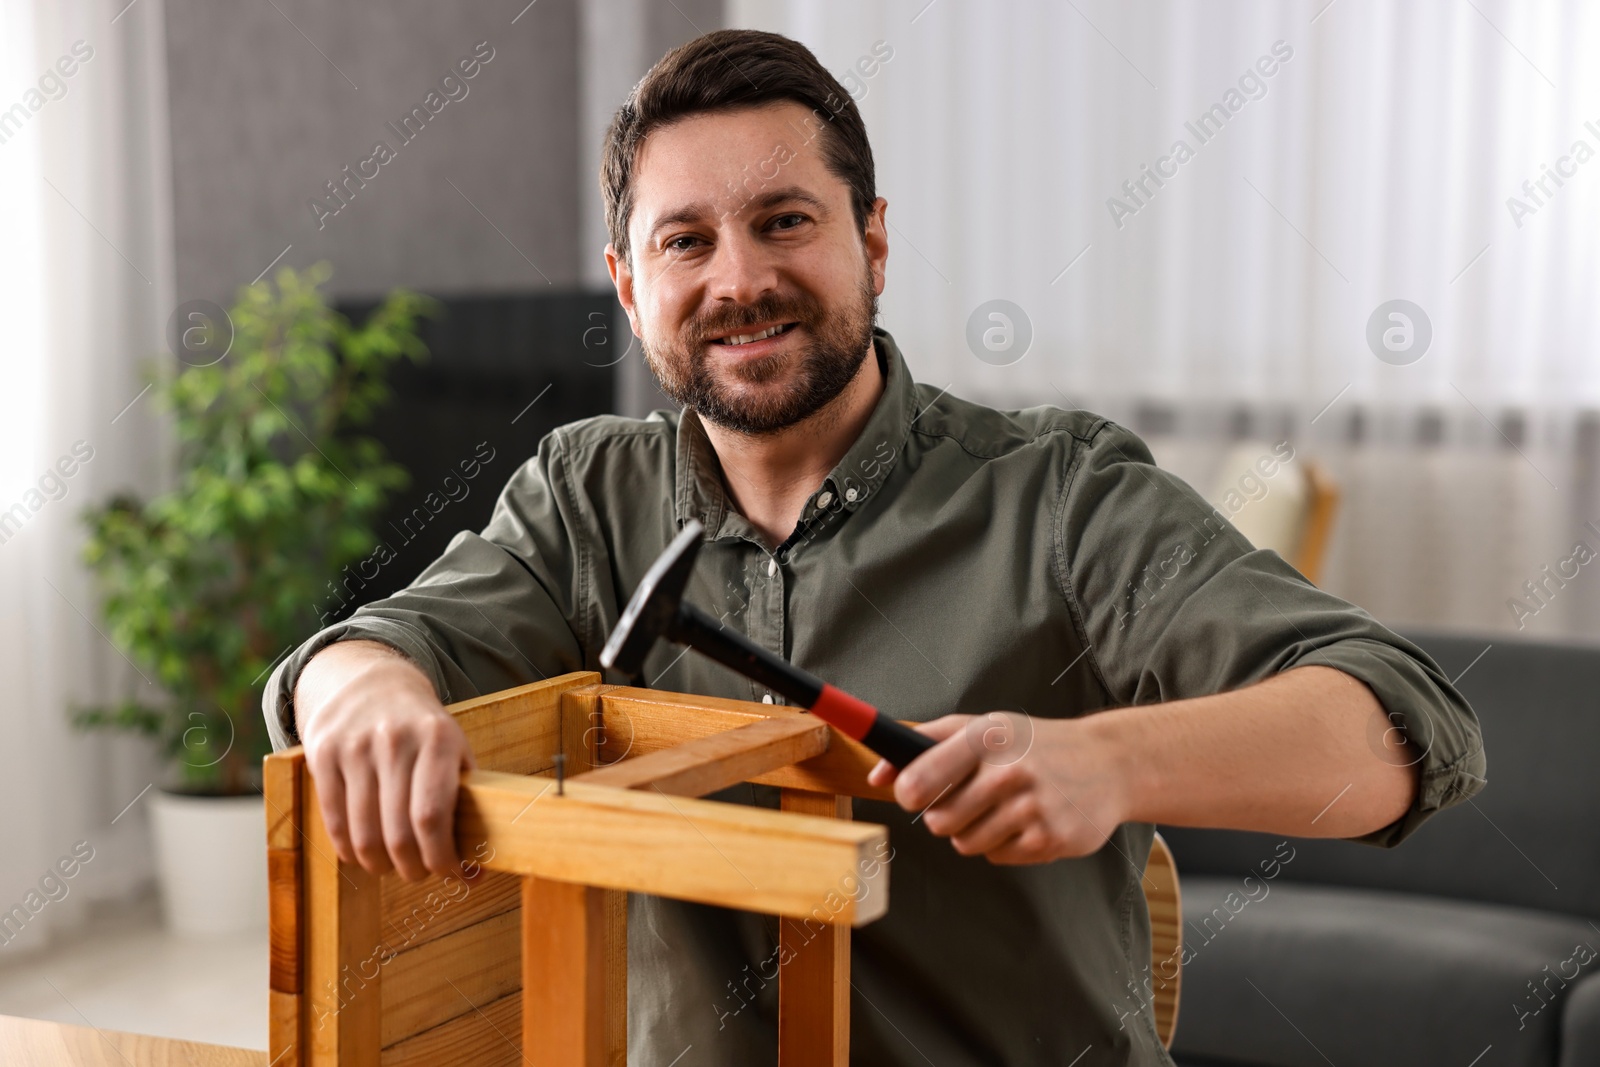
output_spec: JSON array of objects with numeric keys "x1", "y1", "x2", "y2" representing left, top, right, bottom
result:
[
  {"x1": 1562, "y1": 973, "x2": 1600, "y2": 1067},
  {"x1": 1170, "y1": 876, "x2": 1600, "y2": 1067}
]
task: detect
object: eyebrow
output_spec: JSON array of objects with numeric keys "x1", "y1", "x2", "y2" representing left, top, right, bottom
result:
[{"x1": 645, "y1": 185, "x2": 830, "y2": 245}]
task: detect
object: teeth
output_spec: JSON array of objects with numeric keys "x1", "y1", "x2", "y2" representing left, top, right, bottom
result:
[{"x1": 717, "y1": 323, "x2": 788, "y2": 345}]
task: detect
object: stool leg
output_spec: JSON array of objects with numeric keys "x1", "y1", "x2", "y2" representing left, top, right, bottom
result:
[
  {"x1": 521, "y1": 877, "x2": 626, "y2": 1066},
  {"x1": 778, "y1": 791, "x2": 851, "y2": 1067}
]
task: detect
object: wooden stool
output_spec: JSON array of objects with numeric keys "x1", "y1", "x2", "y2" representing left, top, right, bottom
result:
[{"x1": 264, "y1": 672, "x2": 1181, "y2": 1064}]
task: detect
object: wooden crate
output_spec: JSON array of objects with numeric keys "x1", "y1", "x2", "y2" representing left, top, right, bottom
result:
[{"x1": 264, "y1": 672, "x2": 1181, "y2": 1064}]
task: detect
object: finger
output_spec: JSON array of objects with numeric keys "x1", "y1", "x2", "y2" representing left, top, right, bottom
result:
[
  {"x1": 412, "y1": 720, "x2": 467, "y2": 879},
  {"x1": 949, "y1": 788, "x2": 1037, "y2": 856},
  {"x1": 892, "y1": 720, "x2": 980, "y2": 812},
  {"x1": 867, "y1": 719, "x2": 959, "y2": 792},
  {"x1": 911, "y1": 716, "x2": 968, "y2": 742},
  {"x1": 921, "y1": 765, "x2": 1029, "y2": 841},
  {"x1": 308, "y1": 749, "x2": 353, "y2": 864},
  {"x1": 343, "y1": 750, "x2": 393, "y2": 876},
  {"x1": 376, "y1": 733, "x2": 426, "y2": 881},
  {"x1": 983, "y1": 827, "x2": 1051, "y2": 866},
  {"x1": 866, "y1": 758, "x2": 896, "y2": 788}
]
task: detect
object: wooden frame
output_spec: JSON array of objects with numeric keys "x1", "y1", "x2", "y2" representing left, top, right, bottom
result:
[
  {"x1": 1292, "y1": 459, "x2": 1341, "y2": 586},
  {"x1": 265, "y1": 672, "x2": 1181, "y2": 1065}
]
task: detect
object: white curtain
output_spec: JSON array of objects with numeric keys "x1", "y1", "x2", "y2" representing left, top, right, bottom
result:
[
  {"x1": 0, "y1": 0, "x2": 174, "y2": 951},
  {"x1": 729, "y1": 0, "x2": 1600, "y2": 640}
]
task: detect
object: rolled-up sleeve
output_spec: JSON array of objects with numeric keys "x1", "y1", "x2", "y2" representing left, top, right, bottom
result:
[
  {"x1": 1287, "y1": 636, "x2": 1487, "y2": 847},
  {"x1": 262, "y1": 431, "x2": 589, "y2": 750},
  {"x1": 1055, "y1": 419, "x2": 1487, "y2": 848}
]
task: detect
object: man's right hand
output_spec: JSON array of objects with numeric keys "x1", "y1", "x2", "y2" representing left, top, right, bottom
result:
[{"x1": 294, "y1": 640, "x2": 477, "y2": 882}]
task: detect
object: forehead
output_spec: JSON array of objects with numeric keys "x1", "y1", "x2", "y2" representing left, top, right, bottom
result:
[{"x1": 630, "y1": 101, "x2": 847, "y2": 238}]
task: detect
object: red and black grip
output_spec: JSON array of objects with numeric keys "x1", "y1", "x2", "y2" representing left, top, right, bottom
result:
[
  {"x1": 812, "y1": 684, "x2": 936, "y2": 769},
  {"x1": 673, "y1": 603, "x2": 938, "y2": 769}
]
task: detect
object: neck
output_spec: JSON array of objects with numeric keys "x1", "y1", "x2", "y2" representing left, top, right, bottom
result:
[{"x1": 701, "y1": 342, "x2": 884, "y2": 549}]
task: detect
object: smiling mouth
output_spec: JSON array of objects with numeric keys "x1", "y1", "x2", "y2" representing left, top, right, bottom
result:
[{"x1": 710, "y1": 322, "x2": 798, "y2": 346}]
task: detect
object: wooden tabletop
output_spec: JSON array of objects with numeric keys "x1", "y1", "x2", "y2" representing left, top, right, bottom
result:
[{"x1": 0, "y1": 1015, "x2": 266, "y2": 1066}]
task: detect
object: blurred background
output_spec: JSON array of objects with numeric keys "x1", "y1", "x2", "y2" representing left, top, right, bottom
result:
[{"x1": 0, "y1": 0, "x2": 1595, "y2": 1063}]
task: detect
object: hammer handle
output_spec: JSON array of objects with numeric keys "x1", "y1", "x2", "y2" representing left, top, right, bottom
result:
[
  {"x1": 859, "y1": 709, "x2": 939, "y2": 769},
  {"x1": 676, "y1": 604, "x2": 935, "y2": 768},
  {"x1": 811, "y1": 683, "x2": 936, "y2": 769}
]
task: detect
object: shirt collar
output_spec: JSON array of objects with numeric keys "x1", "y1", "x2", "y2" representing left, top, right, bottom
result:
[{"x1": 674, "y1": 326, "x2": 916, "y2": 545}]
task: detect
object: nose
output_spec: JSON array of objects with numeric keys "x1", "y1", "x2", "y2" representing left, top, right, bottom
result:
[{"x1": 705, "y1": 226, "x2": 780, "y2": 307}]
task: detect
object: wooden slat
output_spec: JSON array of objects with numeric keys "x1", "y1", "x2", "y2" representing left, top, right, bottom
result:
[
  {"x1": 459, "y1": 774, "x2": 887, "y2": 924},
  {"x1": 778, "y1": 790, "x2": 851, "y2": 1067},
  {"x1": 522, "y1": 877, "x2": 609, "y2": 1067},
  {"x1": 375, "y1": 870, "x2": 520, "y2": 1050},
  {"x1": 264, "y1": 751, "x2": 303, "y2": 1067},
  {"x1": 445, "y1": 672, "x2": 601, "y2": 775},
  {"x1": 379, "y1": 991, "x2": 522, "y2": 1067},
  {"x1": 1146, "y1": 833, "x2": 1183, "y2": 1049},
  {"x1": 270, "y1": 991, "x2": 300, "y2": 1067},
  {"x1": 557, "y1": 688, "x2": 629, "y2": 1067},
  {"x1": 264, "y1": 752, "x2": 303, "y2": 992},
  {"x1": 560, "y1": 683, "x2": 614, "y2": 774},
  {"x1": 599, "y1": 889, "x2": 626, "y2": 1066},
  {"x1": 379, "y1": 868, "x2": 520, "y2": 954},
  {"x1": 302, "y1": 769, "x2": 382, "y2": 1066},
  {"x1": 381, "y1": 909, "x2": 522, "y2": 1047},
  {"x1": 573, "y1": 716, "x2": 830, "y2": 797},
  {"x1": 268, "y1": 849, "x2": 303, "y2": 990},
  {"x1": 265, "y1": 750, "x2": 303, "y2": 850},
  {"x1": 585, "y1": 687, "x2": 898, "y2": 801}
]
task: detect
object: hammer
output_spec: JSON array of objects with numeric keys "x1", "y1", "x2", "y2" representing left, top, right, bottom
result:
[{"x1": 600, "y1": 519, "x2": 937, "y2": 768}]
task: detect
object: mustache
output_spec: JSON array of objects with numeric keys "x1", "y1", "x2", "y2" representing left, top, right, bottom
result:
[{"x1": 687, "y1": 293, "x2": 823, "y2": 346}]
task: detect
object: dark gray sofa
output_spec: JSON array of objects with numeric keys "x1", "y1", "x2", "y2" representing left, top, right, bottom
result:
[{"x1": 1161, "y1": 628, "x2": 1600, "y2": 1067}]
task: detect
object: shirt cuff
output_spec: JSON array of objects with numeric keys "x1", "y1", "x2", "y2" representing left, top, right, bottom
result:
[
  {"x1": 1283, "y1": 636, "x2": 1489, "y2": 849},
  {"x1": 261, "y1": 617, "x2": 450, "y2": 751}
]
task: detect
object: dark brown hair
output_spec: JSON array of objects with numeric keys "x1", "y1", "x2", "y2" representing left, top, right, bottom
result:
[{"x1": 600, "y1": 29, "x2": 876, "y2": 262}]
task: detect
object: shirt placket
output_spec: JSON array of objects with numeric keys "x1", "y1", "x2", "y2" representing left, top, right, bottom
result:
[{"x1": 742, "y1": 538, "x2": 787, "y2": 705}]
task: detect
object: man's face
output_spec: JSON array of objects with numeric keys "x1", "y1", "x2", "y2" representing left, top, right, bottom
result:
[{"x1": 607, "y1": 102, "x2": 889, "y2": 435}]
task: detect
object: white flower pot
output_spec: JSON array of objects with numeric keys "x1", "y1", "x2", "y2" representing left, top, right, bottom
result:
[{"x1": 148, "y1": 791, "x2": 268, "y2": 936}]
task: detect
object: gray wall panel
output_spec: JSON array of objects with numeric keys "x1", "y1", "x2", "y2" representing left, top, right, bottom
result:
[{"x1": 164, "y1": 0, "x2": 582, "y2": 303}]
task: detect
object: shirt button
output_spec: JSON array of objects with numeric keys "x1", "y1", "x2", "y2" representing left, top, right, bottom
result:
[
  {"x1": 762, "y1": 693, "x2": 774, "y2": 704},
  {"x1": 845, "y1": 487, "x2": 859, "y2": 502},
  {"x1": 766, "y1": 558, "x2": 777, "y2": 577},
  {"x1": 817, "y1": 490, "x2": 834, "y2": 509}
]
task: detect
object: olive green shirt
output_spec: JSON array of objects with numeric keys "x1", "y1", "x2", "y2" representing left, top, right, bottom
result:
[{"x1": 263, "y1": 327, "x2": 1486, "y2": 1067}]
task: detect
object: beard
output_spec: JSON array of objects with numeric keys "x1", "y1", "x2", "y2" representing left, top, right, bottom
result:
[{"x1": 640, "y1": 268, "x2": 879, "y2": 436}]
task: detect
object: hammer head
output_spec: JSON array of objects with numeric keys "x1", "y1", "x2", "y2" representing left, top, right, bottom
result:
[{"x1": 600, "y1": 519, "x2": 705, "y2": 674}]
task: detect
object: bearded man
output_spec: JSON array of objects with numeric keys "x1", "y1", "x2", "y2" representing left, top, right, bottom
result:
[{"x1": 266, "y1": 28, "x2": 1485, "y2": 1067}]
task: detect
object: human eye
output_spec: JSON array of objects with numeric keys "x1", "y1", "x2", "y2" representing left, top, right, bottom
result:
[
  {"x1": 665, "y1": 233, "x2": 704, "y2": 253},
  {"x1": 768, "y1": 212, "x2": 809, "y2": 231}
]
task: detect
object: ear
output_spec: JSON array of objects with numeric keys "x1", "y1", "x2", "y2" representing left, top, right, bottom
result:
[
  {"x1": 863, "y1": 197, "x2": 889, "y2": 297},
  {"x1": 605, "y1": 243, "x2": 643, "y2": 338}
]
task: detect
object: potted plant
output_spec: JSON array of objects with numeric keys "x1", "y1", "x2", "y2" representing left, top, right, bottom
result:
[{"x1": 77, "y1": 263, "x2": 433, "y2": 935}]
